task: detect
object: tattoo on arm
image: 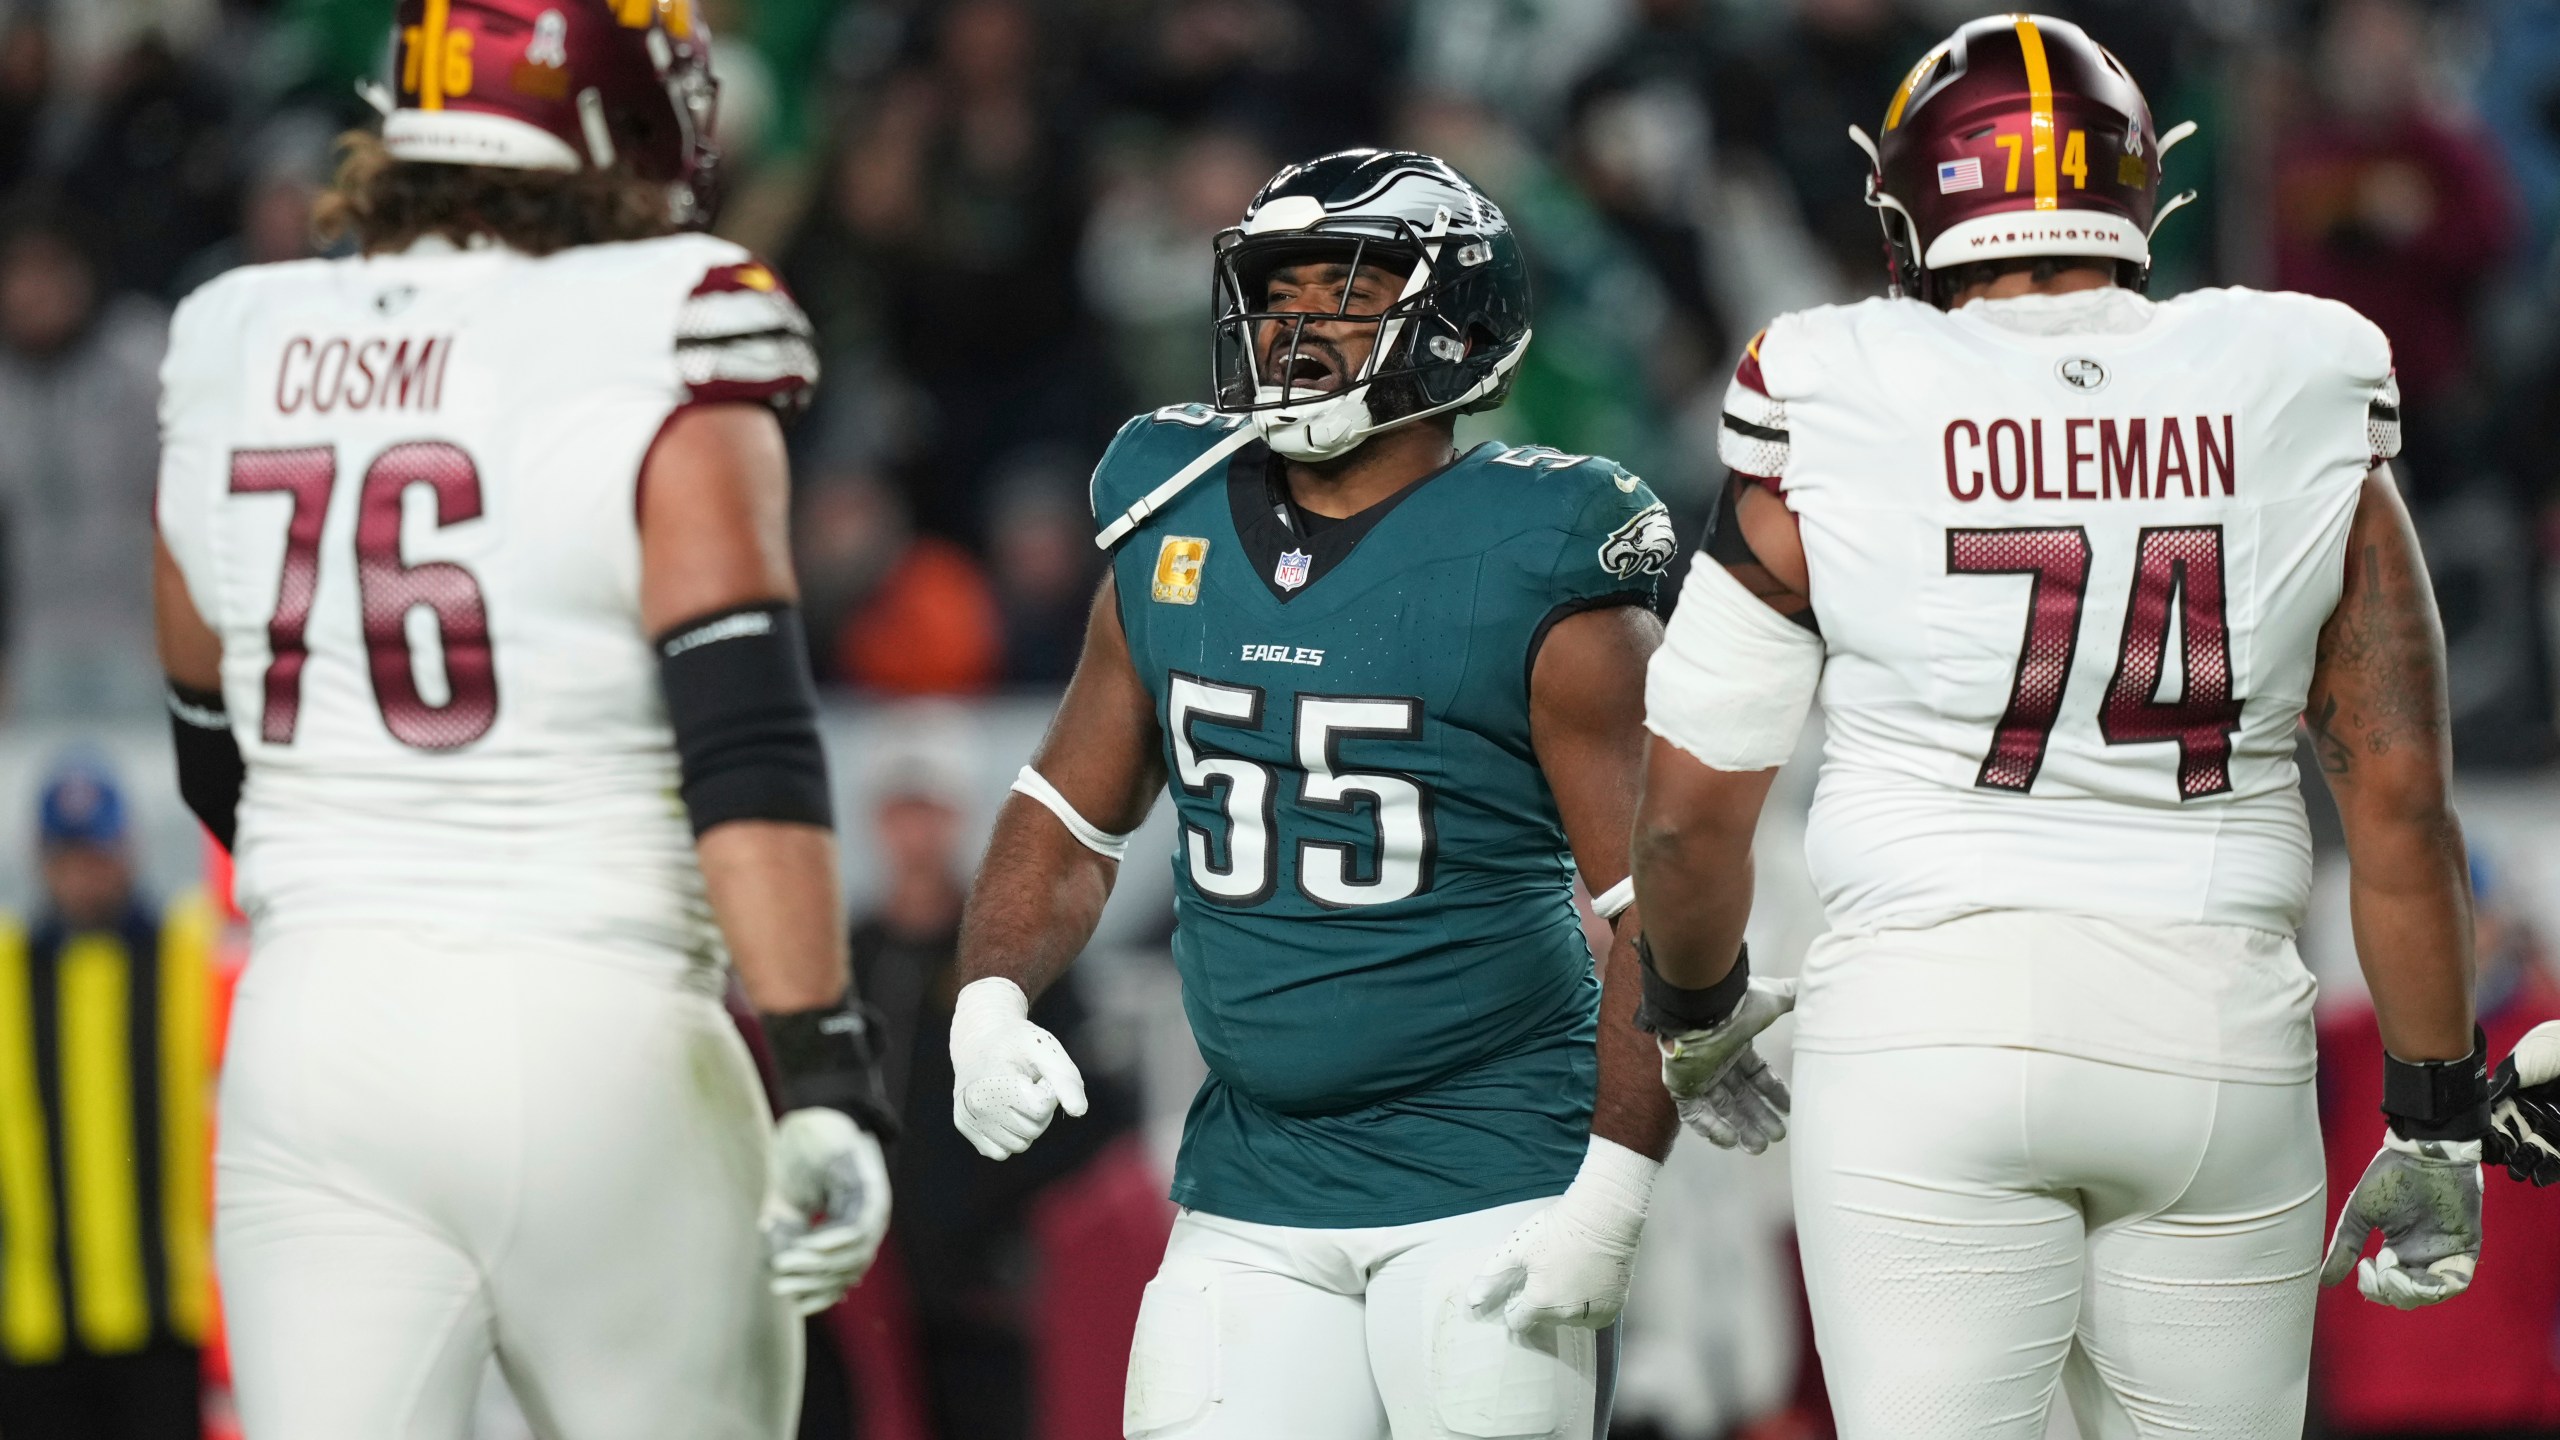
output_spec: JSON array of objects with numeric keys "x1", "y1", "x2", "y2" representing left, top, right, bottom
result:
[
  {"x1": 2306, "y1": 499, "x2": 2452, "y2": 785},
  {"x1": 2309, "y1": 693, "x2": 2352, "y2": 775}
]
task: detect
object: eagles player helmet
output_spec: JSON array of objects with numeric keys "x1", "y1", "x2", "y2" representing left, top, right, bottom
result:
[
  {"x1": 1849, "y1": 13, "x2": 2198, "y2": 306},
  {"x1": 1213, "y1": 150, "x2": 1532, "y2": 462},
  {"x1": 382, "y1": 0, "x2": 723, "y2": 227}
]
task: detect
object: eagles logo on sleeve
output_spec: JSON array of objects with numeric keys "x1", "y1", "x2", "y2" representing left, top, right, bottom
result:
[
  {"x1": 677, "y1": 261, "x2": 821, "y2": 414},
  {"x1": 1600, "y1": 502, "x2": 1677, "y2": 580}
]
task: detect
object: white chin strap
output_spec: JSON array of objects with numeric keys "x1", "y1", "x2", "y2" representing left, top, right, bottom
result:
[
  {"x1": 1250, "y1": 331, "x2": 1527, "y2": 463},
  {"x1": 1252, "y1": 386, "x2": 1379, "y2": 463}
]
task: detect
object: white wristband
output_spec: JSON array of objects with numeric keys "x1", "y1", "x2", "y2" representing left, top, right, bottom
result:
[
  {"x1": 1010, "y1": 766, "x2": 1133, "y2": 861},
  {"x1": 1590, "y1": 877, "x2": 1635, "y2": 921}
]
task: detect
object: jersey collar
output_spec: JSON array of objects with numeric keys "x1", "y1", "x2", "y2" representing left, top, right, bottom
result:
[{"x1": 1224, "y1": 440, "x2": 1474, "y2": 603}]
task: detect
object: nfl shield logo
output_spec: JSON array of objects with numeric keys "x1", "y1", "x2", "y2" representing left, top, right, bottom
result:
[{"x1": 1274, "y1": 549, "x2": 1312, "y2": 591}]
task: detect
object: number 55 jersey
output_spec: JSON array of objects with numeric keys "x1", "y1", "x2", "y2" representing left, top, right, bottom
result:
[
  {"x1": 1095, "y1": 409, "x2": 1673, "y2": 1227},
  {"x1": 1718, "y1": 284, "x2": 2397, "y2": 1081},
  {"x1": 155, "y1": 234, "x2": 818, "y2": 965}
]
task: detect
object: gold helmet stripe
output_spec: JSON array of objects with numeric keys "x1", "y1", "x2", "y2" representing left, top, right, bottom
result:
[
  {"x1": 2012, "y1": 14, "x2": 2058, "y2": 209},
  {"x1": 415, "y1": 0, "x2": 452, "y2": 110},
  {"x1": 1884, "y1": 46, "x2": 1943, "y2": 131}
]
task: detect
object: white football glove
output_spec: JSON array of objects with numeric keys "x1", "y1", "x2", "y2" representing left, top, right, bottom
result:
[
  {"x1": 2321, "y1": 1127, "x2": 2484, "y2": 1310},
  {"x1": 760, "y1": 1107, "x2": 892, "y2": 1317},
  {"x1": 1467, "y1": 1137, "x2": 1659, "y2": 1334},
  {"x1": 1658, "y1": 977, "x2": 1797, "y2": 1153},
  {"x1": 950, "y1": 977, "x2": 1087, "y2": 1160}
]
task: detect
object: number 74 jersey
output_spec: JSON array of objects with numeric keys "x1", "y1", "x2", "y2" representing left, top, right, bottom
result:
[
  {"x1": 155, "y1": 234, "x2": 817, "y2": 959},
  {"x1": 1723, "y1": 286, "x2": 2398, "y2": 935}
]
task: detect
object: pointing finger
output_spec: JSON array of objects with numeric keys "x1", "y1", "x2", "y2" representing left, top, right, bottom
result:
[{"x1": 1027, "y1": 1033, "x2": 1090, "y2": 1118}]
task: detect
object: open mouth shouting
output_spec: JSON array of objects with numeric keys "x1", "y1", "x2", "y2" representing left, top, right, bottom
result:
[{"x1": 1262, "y1": 337, "x2": 1348, "y2": 396}]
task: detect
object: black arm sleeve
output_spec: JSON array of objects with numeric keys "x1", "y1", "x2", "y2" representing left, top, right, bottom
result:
[
  {"x1": 654, "y1": 603, "x2": 834, "y2": 836},
  {"x1": 167, "y1": 683, "x2": 243, "y2": 851},
  {"x1": 1704, "y1": 475, "x2": 1820, "y2": 635}
]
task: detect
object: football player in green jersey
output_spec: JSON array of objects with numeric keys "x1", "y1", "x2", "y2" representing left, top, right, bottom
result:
[{"x1": 949, "y1": 151, "x2": 1737, "y2": 1439}]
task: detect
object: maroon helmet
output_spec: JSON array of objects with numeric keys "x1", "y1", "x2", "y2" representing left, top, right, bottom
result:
[
  {"x1": 1850, "y1": 13, "x2": 2196, "y2": 305},
  {"x1": 382, "y1": 0, "x2": 721, "y2": 226}
]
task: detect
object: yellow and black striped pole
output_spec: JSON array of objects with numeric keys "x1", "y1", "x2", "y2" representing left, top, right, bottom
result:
[{"x1": 0, "y1": 892, "x2": 217, "y2": 1365}]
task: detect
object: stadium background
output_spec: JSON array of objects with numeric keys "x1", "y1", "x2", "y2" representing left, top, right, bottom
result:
[{"x1": 2, "y1": 0, "x2": 2560, "y2": 1435}]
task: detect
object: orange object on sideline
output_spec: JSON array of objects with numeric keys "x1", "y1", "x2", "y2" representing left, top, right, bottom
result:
[{"x1": 835, "y1": 539, "x2": 1004, "y2": 695}]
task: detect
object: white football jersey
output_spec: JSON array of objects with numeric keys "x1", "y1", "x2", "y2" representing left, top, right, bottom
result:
[
  {"x1": 156, "y1": 234, "x2": 819, "y2": 961},
  {"x1": 1722, "y1": 286, "x2": 2397, "y2": 939}
]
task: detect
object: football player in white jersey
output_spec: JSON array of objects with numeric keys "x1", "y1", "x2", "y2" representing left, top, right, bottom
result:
[
  {"x1": 1625, "y1": 15, "x2": 2485, "y2": 1439},
  {"x1": 150, "y1": 4, "x2": 892, "y2": 1436}
]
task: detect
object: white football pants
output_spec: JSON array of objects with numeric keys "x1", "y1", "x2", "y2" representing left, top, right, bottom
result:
[
  {"x1": 214, "y1": 928, "x2": 797, "y2": 1440},
  {"x1": 1123, "y1": 1200, "x2": 1613, "y2": 1440},
  {"x1": 1791, "y1": 1045, "x2": 2324, "y2": 1440}
]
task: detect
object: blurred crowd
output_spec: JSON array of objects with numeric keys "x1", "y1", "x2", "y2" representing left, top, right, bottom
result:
[
  {"x1": 0, "y1": 0, "x2": 2547, "y2": 750},
  {"x1": 4, "y1": 0, "x2": 2560, "y2": 1437}
]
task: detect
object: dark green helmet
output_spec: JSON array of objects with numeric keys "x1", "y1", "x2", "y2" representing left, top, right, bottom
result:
[{"x1": 1212, "y1": 150, "x2": 1532, "y2": 461}]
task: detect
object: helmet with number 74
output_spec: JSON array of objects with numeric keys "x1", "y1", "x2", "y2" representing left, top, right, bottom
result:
[
  {"x1": 383, "y1": 0, "x2": 722, "y2": 227},
  {"x1": 1851, "y1": 12, "x2": 2198, "y2": 307}
]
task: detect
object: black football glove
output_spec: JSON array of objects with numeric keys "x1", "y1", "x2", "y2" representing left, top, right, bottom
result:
[{"x1": 2490, "y1": 1021, "x2": 2560, "y2": 1186}]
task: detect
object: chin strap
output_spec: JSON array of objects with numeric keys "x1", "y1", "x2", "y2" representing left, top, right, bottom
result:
[
  {"x1": 1094, "y1": 421, "x2": 1258, "y2": 552},
  {"x1": 1847, "y1": 125, "x2": 1922, "y2": 300}
]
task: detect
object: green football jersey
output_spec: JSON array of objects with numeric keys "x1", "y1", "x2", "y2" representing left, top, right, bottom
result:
[{"x1": 1094, "y1": 404, "x2": 1676, "y2": 1227}]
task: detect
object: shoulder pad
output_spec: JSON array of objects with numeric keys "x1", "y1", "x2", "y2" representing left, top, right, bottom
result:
[
  {"x1": 162, "y1": 262, "x2": 293, "y2": 421},
  {"x1": 1487, "y1": 446, "x2": 1674, "y2": 596},
  {"x1": 1720, "y1": 328, "x2": 1787, "y2": 488},
  {"x1": 2213, "y1": 289, "x2": 2398, "y2": 464},
  {"x1": 676, "y1": 253, "x2": 819, "y2": 415},
  {"x1": 1480, "y1": 442, "x2": 1608, "y2": 474},
  {"x1": 1572, "y1": 478, "x2": 1674, "y2": 587},
  {"x1": 1470, "y1": 442, "x2": 1655, "y2": 506},
  {"x1": 1088, "y1": 404, "x2": 1249, "y2": 525}
]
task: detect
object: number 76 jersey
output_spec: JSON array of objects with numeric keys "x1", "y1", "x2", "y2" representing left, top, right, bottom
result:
[
  {"x1": 1725, "y1": 286, "x2": 2397, "y2": 935},
  {"x1": 155, "y1": 234, "x2": 818, "y2": 959}
]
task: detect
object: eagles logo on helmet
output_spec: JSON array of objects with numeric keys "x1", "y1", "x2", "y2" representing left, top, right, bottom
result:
[
  {"x1": 381, "y1": 0, "x2": 723, "y2": 227},
  {"x1": 1846, "y1": 13, "x2": 2199, "y2": 306}
]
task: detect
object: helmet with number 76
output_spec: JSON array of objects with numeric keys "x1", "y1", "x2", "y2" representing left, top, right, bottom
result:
[
  {"x1": 382, "y1": 0, "x2": 722, "y2": 227},
  {"x1": 1851, "y1": 13, "x2": 2197, "y2": 306}
]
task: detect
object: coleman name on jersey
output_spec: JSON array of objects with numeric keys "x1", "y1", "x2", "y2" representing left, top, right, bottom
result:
[{"x1": 1943, "y1": 412, "x2": 2236, "y2": 503}]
